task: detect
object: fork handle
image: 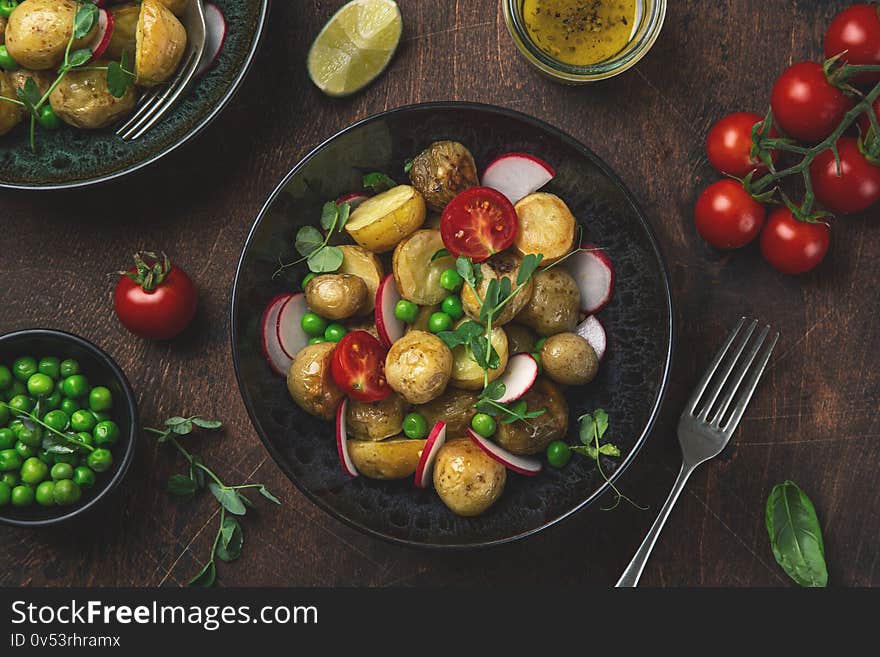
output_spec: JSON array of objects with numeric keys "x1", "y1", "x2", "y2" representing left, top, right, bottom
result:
[{"x1": 614, "y1": 462, "x2": 696, "y2": 587}]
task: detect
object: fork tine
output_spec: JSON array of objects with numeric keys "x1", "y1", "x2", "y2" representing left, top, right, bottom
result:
[
  {"x1": 696, "y1": 319, "x2": 758, "y2": 420},
  {"x1": 119, "y1": 52, "x2": 199, "y2": 140},
  {"x1": 721, "y1": 331, "x2": 779, "y2": 434},
  {"x1": 685, "y1": 317, "x2": 746, "y2": 415},
  {"x1": 709, "y1": 324, "x2": 770, "y2": 426},
  {"x1": 117, "y1": 87, "x2": 164, "y2": 136}
]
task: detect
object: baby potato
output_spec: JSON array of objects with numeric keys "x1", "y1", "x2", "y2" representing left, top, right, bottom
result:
[
  {"x1": 495, "y1": 378, "x2": 568, "y2": 455},
  {"x1": 513, "y1": 193, "x2": 576, "y2": 265},
  {"x1": 348, "y1": 437, "x2": 427, "y2": 480},
  {"x1": 433, "y1": 438, "x2": 506, "y2": 517},
  {"x1": 106, "y1": 2, "x2": 140, "y2": 60},
  {"x1": 541, "y1": 333, "x2": 598, "y2": 386},
  {"x1": 418, "y1": 388, "x2": 479, "y2": 437},
  {"x1": 304, "y1": 274, "x2": 369, "y2": 321},
  {"x1": 8, "y1": 68, "x2": 54, "y2": 96},
  {"x1": 345, "y1": 185, "x2": 427, "y2": 253},
  {"x1": 155, "y1": 0, "x2": 189, "y2": 15},
  {"x1": 346, "y1": 393, "x2": 406, "y2": 441},
  {"x1": 49, "y1": 63, "x2": 138, "y2": 129},
  {"x1": 461, "y1": 252, "x2": 534, "y2": 326},
  {"x1": 5, "y1": 0, "x2": 97, "y2": 70},
  {"x1": 338, "y1": 245, "x2": 383, "y2": 313},
  {"x1": 286, "y1": 343, "x2": 345, "y2": 421},
  {"x1": 385, "y1": 330, "x2": 452, "y2": 404},
  {"x1": 450, "y1": 325, "x2": 508, "y2": 390},
  {"x1": 0, "y1": 73, "x2": 23, "y2": 136},
  {"x1": 408, "y1": 141, "x2": 479, "y2": 211},
  {"x1": 393, "y1": 229, "x2": 456, "y2": 305},
  {"x1": 517, "y1": 268, "x2": 581, "y2": 336},
  {"x1": 136, "y1": 0, "x2": 187, "y2": 87},
  {"x1": 505, "y1": 324, "x2": 536, "y2": 355}
]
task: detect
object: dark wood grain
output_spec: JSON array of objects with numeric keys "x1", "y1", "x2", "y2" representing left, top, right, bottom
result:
[{"x1": 1, "y1": 0, "x2": 877, "y2": 587}]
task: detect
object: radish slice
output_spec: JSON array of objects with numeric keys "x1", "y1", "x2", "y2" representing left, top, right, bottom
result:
[
  {"x1": 196, "y1": 3, "x2": 227, "y2": 77},
  {"x1": 576, "y1": 315, "x2": 607, "y2": 361},
  {"x1": 495, "y1": 353, "x2": 538, "y2": 403},
  {"x1": 481, "y1": 153, "x2": 555, "y2": 205},
  {"x1": 335, "y1": 399, "x2": 359, "y2": 477},
  {"x1": 337, "y1": 193, "x2": 369, "y2": 209},
  {"x1": 566, "y1": 243, "x2": 615, "y2": 314},
  {"x1": 375, "y1": 274, "x2": 405, "y2": 348},
  {"x1": 466, "y1": 429, "x2": 542, "y2": 476},
  {"x1": 276, "y1": 293, "x2": 309, "y2": 359},
  {"x1": 414, "y1": 421, "x2": 447, "y2": 489},
  {"x1": 260, "y1": 294, "x2": 293, "y2": 376},
  {"x1": 87, "y1": 9, "x2": 114, "y2": 61}
]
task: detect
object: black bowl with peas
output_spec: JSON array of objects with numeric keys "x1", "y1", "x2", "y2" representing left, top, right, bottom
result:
[{"x1": 0, "y1": 329, "x2": 137, "y2": 527}]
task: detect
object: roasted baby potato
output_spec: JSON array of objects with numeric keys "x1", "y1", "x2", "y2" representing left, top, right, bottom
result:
[
  {"x1": 286, "y1": 343, "x2": 345, "y2": 420},
  {"x1": 345, "y1": 185, "x2": 426, "y2": 253},
  {"x1": 541, "y1": 333, "x2": 598, "y2": 386},
  {"x1": 346, "y1": 393, "x2": 406, "y2": 441},
  {"x1": 0, "y1": 73, "x2": 23, "y2": 136},
  {"x1": 348, "y1": 437, "x2": 427, "y2": 480},
  {"x1": 495, "y1": 378, "x2": 568, "y2": 455},
  {"x1": 408, "y1": 141, "x2": 479, "y2": 211},
  {"x1": 304, "y1": 273, "x2": 369, "y2": 320},
  {"x1": 433, "y1": 438, "x2": 506, "y2": 516},
  {"x1": 393, "y1": 229, "x2": 457, "y2": 305},
  {"x1": 106, "y1": 2, "x2": 140, "y2": 60},
  {"x1": 155, "y1": 0, "x2": 189, "y2": 16},
  {"x1": 385, "y1": 330, "x2": 452, "y2": 404},
  {"x1": 517, "y1": 268, "x2": 581, "y2": 336},
  {"x1": 338, "y1": 245, "x2": 383, "y2": 313},
  {"x1": 513, "y1": 193, "x2": 577, "y2": 265},
  {"x1": 406, "y1": 303, "x2": 439, "y2": 333},
  {"x1": 505, "y1": 324, "x2": 536, "y2": 355},
  {"x1": 5, "y1": 0, "x2": 97, "y2": 70},
  {"x1": 450, "y1": 325, "x2": 508, "y2": 390},
  {"x1": 461, "y1": 252, "x2": 534, "y2": 326},
  {"x1": 418, "y1": 388, "x2": 479, "y2": 437},
  {"x1": 136, "y1": 0, "x2": 187, "y2": 87},
  {"x1": 49, "y1": 63, "x2": 138, "y2": 129},
  {"x1": 8, "y1": 68, "x2": 54, "y2": 96}
]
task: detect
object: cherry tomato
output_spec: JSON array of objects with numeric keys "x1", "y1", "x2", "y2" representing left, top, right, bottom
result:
[
  {"x1": 113, "y1": 252, "x2": 197, "y2": 340},
  {"x1": 694, "y1": 179, "x2": 766, "y2": 250},
  {"x1": 706, "y1": 112, "x2": 777, "y2": 177},
  {"x1": 810, "y1": 137, "x2": 880, "y2": 215},
  {"x1": 825, "y1": 4, "x2": 880, "y2": 85},
  {"x1": 440, "y1": 186, "x2": 518, "y2": 262},
  {"x1": 770, "y1": 62, "x2": 854, "y2": 143},
  {"x1": 330, "y1": 331, "x2": 391, "y2": 402},
  {"x1": 760, "y1": 208, "x2": 830, "y2": 275}
]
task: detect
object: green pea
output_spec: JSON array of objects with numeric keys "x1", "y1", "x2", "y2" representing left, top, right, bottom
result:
[
  {"x1": 8, "y1": 394, "x2": 33, "y2": 414},
  {"x1": 0, "y1": 481, "x2": 10, "y2": 506},
  {"x1": 8, "y1": 419, "x2": 23, "y2": 435},
  {"x1": 301, "y1": 272, "x2": 316, "y2": 290},
  {"x1": 3, "y1": 381, "x2": 24, "y2": 401},
  {"x1": 394, "y1": 299, "x2": 419, "y2": 323},
  {"x1": 43, "y1": 389, "x2": 62, "y2": 411},
  {"x1": 88, "y1": 386, "x2": 113, "y2": 412},
  {"x1": 36, "y1": 105, "x2": 61, "y2": 130},
  {"x1": 535, "y1": 337, "x2": 547, "y2": 351},
  {"x1": 59, "y1": 398, "x2": 79, "y2": 416},
  {"x1": 441, "y1": 295, "x2": 464, "y2": 320},
  {"x1": 301, "y1": 313, "x2": 328, "y2": 338},
  {"x1": 59, "y1": 359, "x2": 79, "y2": 378},
  {"x1": 70, "y1": 409, "x2": 96, "y2": 433},
  {"x1": 0, "y1": 45, "x2": 20, "y2": 71},
  {"x1": 20, "y1": 457, "x2": 49, "y2": 485},
  {"x1": 1, "y1": 472, "x2": 19, "y2": 487},
  {"x1": 75, "y1": 432, "x2": 93, "y2": 453},
  {"x1": 61, "y1": 375, "x2": 89, "y2": 399},
  {"x1": 0, "y1": 403, "x2": 7, "y2": 426},
  {"x1": 50, "y1": 462, "x2": 74, "y2": 481},
  {"x1": 0, "y1": 366, "x2": 11, "y2": 390},
  {"x1": 43, "y1": 410, "x2": 70, "y2": 432},
  {"x1": 87, "y1": 448, "x2": 113, "y2": 473},
  {"x1": 0, "y1": 429, "x2": 15, "y2": 451},
  {"x1": 428, "y1": 312, "x2": 453, "y2": 334},
  {"x1": 93, "y1": 421, "x2": 120, "y2": 447},
  {"x1": 73, "y1": 466, "x2": 96, "y2": 489},
  {"x1": 308, "y1": 337, "x2": 326, "y2": 345},
  {"x1": 91, "y1": 411, "x2": 111, "y2": 423},
  {"x1": 324, "y1": 323, "x2": 347, "y2": 343},
  {"x1": 37, "y1": 450, "x2": 53, "y2": 465},
  {"x1": 35, "y1": 481, "x2": 56, "y2": 506},
  {"x1": 14, "y1": 441, "x2": 37, "y2": 459},
  {"x1": 0, "y1": 1, "x2": 19, "y2": 20},
  {"x1": 16, "y1": 424, "x2": 42, "y2": 448},
  {"x1": 546, "y1": 440, "x2": 572, "y2": 468},
  {"x1": 439, "y1": 269, "x2": 463, "y2": 292},
  {"x1": 12, "y1": 356, "x2": 37, "y2": 382},
  {"x1": 0, "y1": 449, "x2": 22, "y2": 472},
  {"x1": 53, "y1": 479, "x2": 81, "y2": 506},
  {"x1": 26, "y1": 373, "x2": 54, "y2": 398},
  {"x1": 402, "y1": 412, "x2": 428, "y2": 439},
  {"x1": 471, "y1": 413, "x2": 497, "y2": 438},
  {"x1": 38, "y1": 357, "x2": 61, "y2": 380},
  {"x1": 11, "y1": 485, "x2": 34, "y2": 507}
]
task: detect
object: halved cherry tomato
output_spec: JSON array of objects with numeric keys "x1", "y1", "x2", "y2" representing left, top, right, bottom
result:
[
  {"x1": 694, "y1": 179, "x2": 766, "y2": 250},
  {"x1": 825, "y1": 4, "x2": 880, "y2": 85},
  {"x1": 330, "y1": 331, "x2": 391, "y2": 402},
  {"x1": 440, "y1": 186, "x2": 518, "y2": 262},
  {"x1": 770, "y1": 62, "x2": 854, "y2": 143},
  {"x1": 706, "y1": 112, "x2": 777, "y2": 177},
  {"x1": 760, "y1": 208, "x2": 830, "y2": 275},
  {"x1": 810, "y1": 137, "x2": 880, "y2": 215}
]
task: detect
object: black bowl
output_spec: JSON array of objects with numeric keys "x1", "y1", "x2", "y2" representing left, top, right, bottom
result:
[
  {"x1": 231, "y1": 102, "x2": 673, "y2": 548},
  {"x1": 0, "y1": 329, "x2": 138, "y2": 527}
]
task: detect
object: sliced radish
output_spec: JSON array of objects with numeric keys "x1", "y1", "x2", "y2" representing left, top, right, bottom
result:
[
  {"x1": 375, "y1": 274, "x2": 405, "y2": 348},
  {"x1": 566, "y1": 243, "x2": 615, "y2": 314},
  {"x1": 414, "y1": 421, "x2": 447, "y2": 489},
  {"x1": 576, "y1": 315, "x2": 607, "y2": 361},
  {"x1": 196, "y1": 3, "x2": 227, "y2": 77},
  {"x1": 335, "y1": 399, "x2": 359, "y2": 477},
  {"x1": 87, "y1": 9, "x2": 114, "y2": 62},
  {"x1": 260, "y1": 294, "x2": 293, "y2": 376},
  {"x1": 276, "y1": 293, "x2": 309, "y2": 359},
  {"x1": 337, "y1": 193, "x2": 369, "y2": 209},
  {"x1": 466, "y1": 429, "x2": 542, "y2": 476},
  {"x1": 481, "y1": 152, "x2": 555, "y2": 205},
  {"x1": 495, "y1": 353, "x2": 538, "y2": 403}
]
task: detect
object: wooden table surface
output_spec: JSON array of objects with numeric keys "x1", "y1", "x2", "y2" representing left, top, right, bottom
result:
[{"x1": 1, "y1": 0, "x2": 877, "y2": 588}]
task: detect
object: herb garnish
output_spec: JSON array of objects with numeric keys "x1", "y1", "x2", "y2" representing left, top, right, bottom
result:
[
  {"x1": 145, "y1": 415, "x2": 281, "y2": 587},
  {"x1": 275, "y1": 201, "x2": 351, "y2": 277},
  {"x1": 0, "y1": 400, "x2": 94, "y2": 455},
  {"x1": 473, "y1": 380, "x2": 546, "y2": 424},
  {"x1": 362, "y1": 172, "x2": 397, "y2": 193},
  {"x1": 766, "y1": 481, "x2": 828, "y2": 587}
]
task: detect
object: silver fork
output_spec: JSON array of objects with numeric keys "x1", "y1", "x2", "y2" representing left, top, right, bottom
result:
[
  {"x1": 615, "y1": 317, "x2": 779, "y2": 587},
  {"x1": 116, "y1": 0, "x2": 207, "y2": 141}
]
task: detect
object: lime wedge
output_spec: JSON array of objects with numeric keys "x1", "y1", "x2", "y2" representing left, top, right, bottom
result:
[{"x1": 307, "y1": 0, "x2": 403, "y2": 97}]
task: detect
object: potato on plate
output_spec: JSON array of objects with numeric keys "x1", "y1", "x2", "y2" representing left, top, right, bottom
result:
[
  {"x1": 385, "y1": 330, "x2": 452, "y2": 404},
  {"x1": 513, "y1": 193, "x2": 576, "y2": 265},
  {"x1": 393, "y1": 229, "x2": 456, "y2": 305},
  {"x1": 49, "y1": 63, "x2": 138, "y2": 129},
  {"x1": 0, "y1": 73, "x2": 23, "y2": 136},
  {"x1": 408, "y1": 141, "x2": 479, "y2": 211},
  {"x1": 304, "y1": 273, "x2": 369, "y2": 320},
  {"x1": 5, "y1": 0, "x2": 97, "y2": 70},
  {"x1": 345, "y1": 185, "x2": 426, "y2": 253},
  {"x1": 460, "y1": 252, "x2": 534, "y2": 326},
  {"x1": 450, "y1": 325, "x2": 508, "y2": 390},
  {"x1": 155, "y1": 0, "x2": 189, "y2": 16},
  {"x1": 286, "y1": 343, "x2": 344, "y2": 420},
  {"x1": 541, "y1": 332, "x2": 598, "y2": 386},
  {"x1": 494, "y1": 378, "x2": 568, "y2": 455},
  {"x1": 346, "y1": 393, "x2": 406, "y2": 441},
  {"x1": 516, "y1": 268, "x2": 581, "y2": 336},
  {"x1": 504, "y1": 324, "x2": 536, "y2": 355},
  {"x1": 337, "y1": 245, "x2": 383, "y2": 313},
  {"x1": 348, "y1": 437, "x2": 427, "y2": 480},
  {"x1": 417, "y1": 388, "x2": 479, "y2": 437},
  {"x1": 136, "y1": 0, "x2": 187, "y2": 87},
  {"x1": 106, "y1": 2, "x2": 140, "y2": 60},
  {"x1": 433, "y1": 438, "x2": 506, "y2": 516}
]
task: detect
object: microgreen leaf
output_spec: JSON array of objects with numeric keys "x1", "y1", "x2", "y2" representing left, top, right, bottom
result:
[
  {"x1": 215, "y1": 516, "x2": 244, "y2": 562},
  {"x1": 456, "y1": 256, "x2": 476, "y2": 288},
  {"x1": 16, "y1": 77, "x2": 40, "y2": 112},
  {"x1": 480, "y1": 279, "x2": 500, "y2": 322},
  {"x1": 191, "y1": 418, "x2": 222, "y2": 430},
  {"x1": 363, "y1": 172, "x2": 397, "y2": 193},
  {"x1": 165, "y1": 416, "x2": 189, "y2": 426},
  {"x1": 294, "y1": 226, "x2": 324, "y2": 257},
  {"x1": 189, "y1": 561, "x2": 216, "y2": 587},
  {"x1": 404, "y1": 158, "x2": 414, "y2": 174},
  {"x1": 66, "y1": 48, "x2": 92, "y2": 68},
  {"x1": 73, "y1": 3, "x2": 98, "y2": 39},
  {"x1": 307, "y1": 245, "x2": 343, "y2": 273},
  {"x1": 41, "y1": 433, "x2": 76, "y2": 455},
  {"x1": 208, "y1": 483, "x2": 247, "y2": 516},
  {"x1": 107, "y1": 58, "x2": 135, "y2": 98},
  {"x1": 594, "y1": 408, "x2": 609, "y2": 439},
  {"x1": 172, "y1": 420, "x2": 194, "y2": 436},
  {"x1": 258, "y1": 486, "x2": 281, "y2": 505},
  {"x1": 167, "y1": 474, "x2": 198, "y2": 498},
  {"x1": 517, "y1": 254, "x2": 543, "y2": 285},
  {"x1": 336, "y1": 202, "x2": 351, "y2": 230},
  {"x1": 319, "y1": 201, "x2": 339, "y2": 231},
  {"x1": 598, "y1": 443, "x2": 621, "y2": 457},
  {"x1": 579, "y1": 413, "x2": 596, "y2": 445},
  {"x1": 482, "y1": 380, "x2": 505, "y2": 401},
  {"x1": 431, "y1": 248, "x2": 451, "y2": 262}
]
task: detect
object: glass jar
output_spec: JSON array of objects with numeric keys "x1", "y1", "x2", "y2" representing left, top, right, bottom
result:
[{"x1": 502, "y1": 0, "x2": 667, "y2": 83}]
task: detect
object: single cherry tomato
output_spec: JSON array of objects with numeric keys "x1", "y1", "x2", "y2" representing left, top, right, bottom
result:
[
  {"x1": 440, "y1": 186, "x2": 518, "y2": 262},
  {"x1": 810, "y1": 137, "x2": 880, "y2": 215},
  {"x1": 760, "y1": 208, "x2": 830, "y2": 275},
  {"x1": 771, "y1": 62, "x2": 854, "y2": 143},
  {"x1": 113, "y1": 252, "x2": 197, "y2": 340},
  {"x1": 825, "y1": 4, "x2": 880, "y2": 85},
  {"x1": 330, "y1": 331, "x2": 391, "y2": 402},
  {"x1": 706, "y1": 112, "x2": 777, "y2": 177},
  {"x1": 694, "y1": 179, "x2": 766, "y2": 250}
]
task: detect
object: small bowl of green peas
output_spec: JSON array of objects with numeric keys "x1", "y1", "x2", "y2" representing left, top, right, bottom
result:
[{"x1": 0, "y1": 329, "x2": 137, "y2": 527}]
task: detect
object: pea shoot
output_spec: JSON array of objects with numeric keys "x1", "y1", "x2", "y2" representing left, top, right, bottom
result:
[{"x1": 275, "y1": 201, "x2": 352, "y2": 277}]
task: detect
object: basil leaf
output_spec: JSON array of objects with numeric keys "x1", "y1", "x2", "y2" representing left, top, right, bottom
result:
[
  {"x1": 431, "y1": 248, "x2": 450, "y2": 262},
  {"x1": 216, "y1": 516, "x2": 244, "y2": 562},
  {"x1": 188, "y1": 560, "x2": 216, "y2": 587},
  {"x1": 208, "y1": 483, "x2": 247, "y2": 516},
  {"x1": 295, "y1": 226, "x2": 324, "y2": 257},
  {"x1": 167, "y1": 474, "x2": 197, "y2": 498},
  {"x1": 362, "y1": 172, "x2": 397, "y2": 193},
  {"x1": 517, "y1": 254, "x2": 543, "y2": 285},
  {"x1": 594, "y1": 409, "x2": 609, "y2": 439},
  {"x1": 192, "y1": 417, "x2": 222, "y2": 430},
  {"x1": 258, "y1": 486, "x2": 281, "y2": 505},
  {"x1": 73, "y1": 3, "x2": 98, "y2": 39},
  {"x1": 319, "y1": 201, "x2": 339, "y2": 231},
  {"x1": 766, "y1": 481, "x2": 828, "y2": 587},
  {"x1": 307, "y1": 245, "x2": 343, "y2": 273}
]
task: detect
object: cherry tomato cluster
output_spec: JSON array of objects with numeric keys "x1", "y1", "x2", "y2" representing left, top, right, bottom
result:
[{"x1": 696, "y1": 4, "x2": 880, "y2": 275}]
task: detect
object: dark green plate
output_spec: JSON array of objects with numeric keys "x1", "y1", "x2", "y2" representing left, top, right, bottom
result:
[{"x1": 0, "y1": 0, "x2": 268, "y2": 190}]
